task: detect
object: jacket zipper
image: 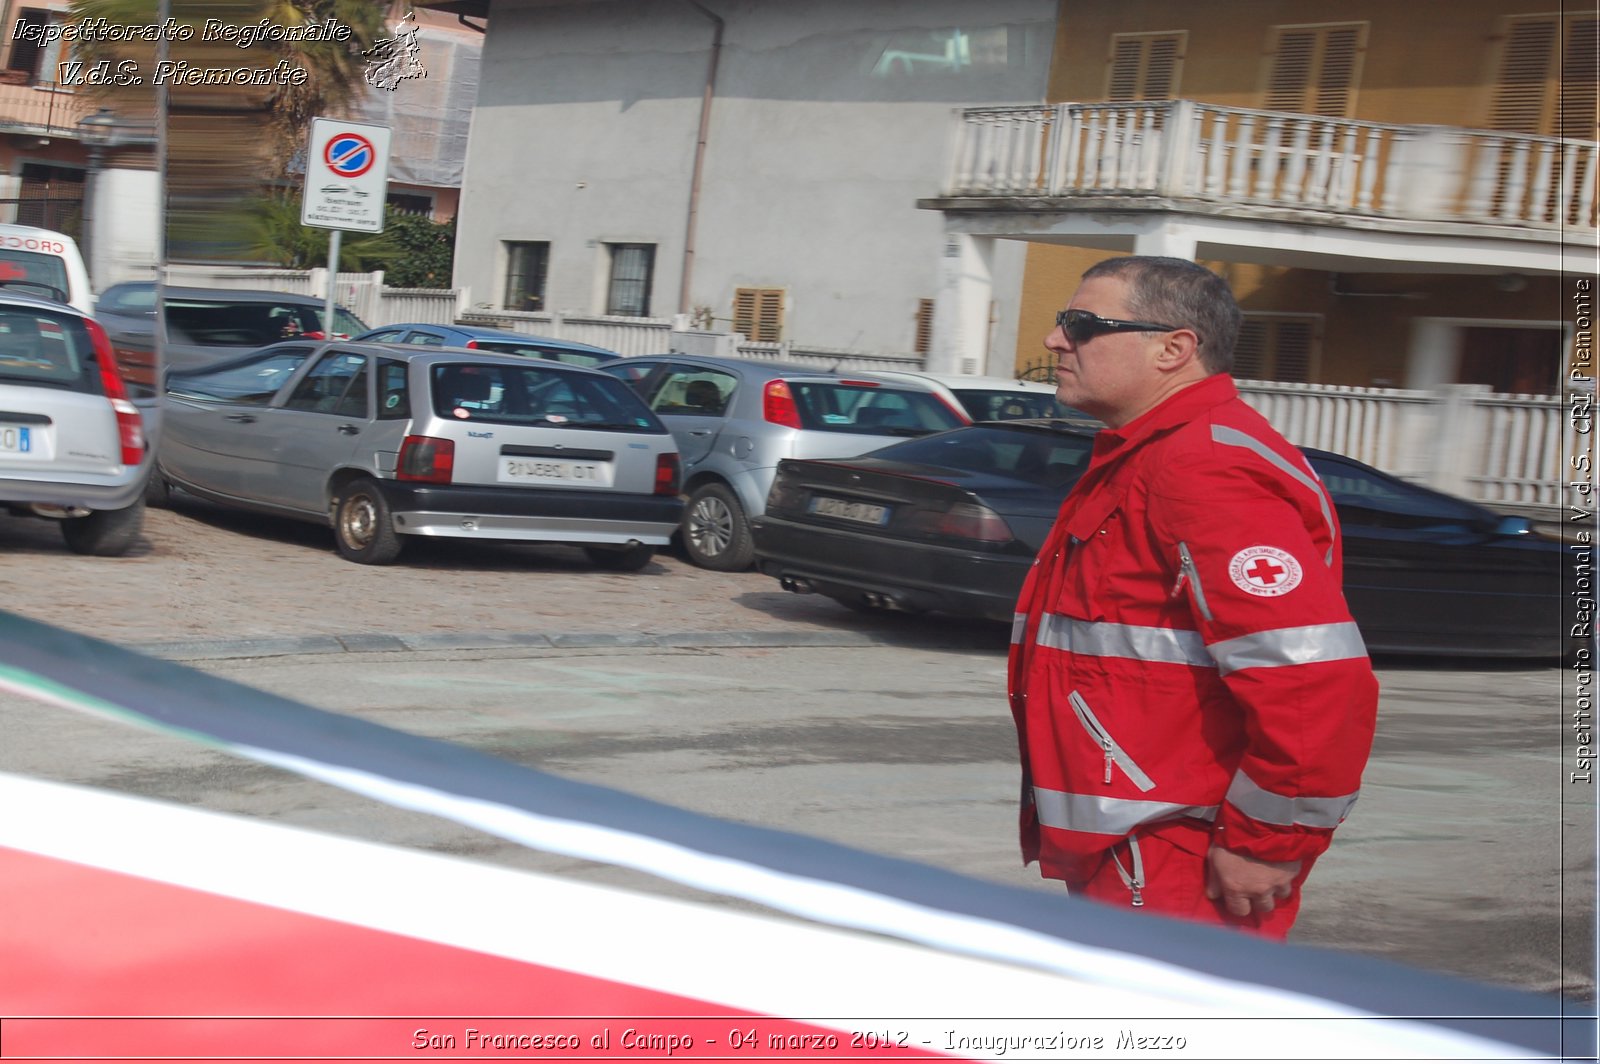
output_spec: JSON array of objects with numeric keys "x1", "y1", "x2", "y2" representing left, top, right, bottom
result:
[
  {"x1": 1173, "y1": 542, "x2": 1214, "y2": 623},
  {"x1": 1067, "y1": 690, "x2": 1156, "y2": 793}
]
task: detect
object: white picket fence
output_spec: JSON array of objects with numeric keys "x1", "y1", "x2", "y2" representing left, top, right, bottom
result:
[
  {"x1": 154, "y1": 265, "x2": 467, "y2": 329},
  {"x1": 1237, "y1": 380, "x2": 1581, "y2": 515}
]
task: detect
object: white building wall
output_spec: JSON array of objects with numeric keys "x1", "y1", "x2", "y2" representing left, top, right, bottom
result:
[{"x1": 455, "y1": 0, "x2": 1055, "y2": 355}]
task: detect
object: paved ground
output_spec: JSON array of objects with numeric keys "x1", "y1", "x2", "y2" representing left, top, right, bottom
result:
[{"x1": 1, "y1": 498, "x2": 1594, "y2": 1004}]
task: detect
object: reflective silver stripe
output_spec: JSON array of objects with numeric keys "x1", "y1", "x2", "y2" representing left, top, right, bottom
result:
[
  {"x1": 1011, "y1": 612, "x2": 1027, "y2": 645},
  {"x1": 1211, "y1": 424, "x2": 1337, "y2": 561},
  {"x1": 1033, "y1": 787, "x2": 1220, "y2": 836},
  {"x1": 1209, "y1": 622, "x2": 1368, "y2": 675},
  {"x1": 1036, "y1": 613, "x2": 1212, "y2": 668},
  {"x1": 1226, "y1": 771, "x2": 1359, "y2": 829}
]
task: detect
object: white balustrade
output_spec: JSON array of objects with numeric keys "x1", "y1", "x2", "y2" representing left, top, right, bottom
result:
[{"x1": 944, "y1": 101, "x2": 1597, "y2": 230}]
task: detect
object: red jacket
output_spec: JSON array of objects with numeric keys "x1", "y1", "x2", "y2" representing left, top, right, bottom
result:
[{"x1": 1008, "y1": 374, "x2": 1379, "y2": 884}]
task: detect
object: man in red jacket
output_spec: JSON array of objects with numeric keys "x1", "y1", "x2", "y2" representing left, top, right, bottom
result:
[{"x1": 1009, "y1": 256, "x2": 1379, "y2": 938}]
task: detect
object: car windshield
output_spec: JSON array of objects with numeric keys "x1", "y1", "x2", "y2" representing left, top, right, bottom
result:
[
  {"x1": 789, "y1": 381, "x2": 965, "y2": 436},
  {"x1": 0, "y1": 308, "x2": 96, "y2": 391},
  {"x1": 951, "y1": 388, "x2": 1089, "y2": 422},
  {"x1": 431, "y1": 362, "x2": 666, "y2": 431},
  {"x1": 872, "y1": 425, "x2": 1096, "y2": 487}
]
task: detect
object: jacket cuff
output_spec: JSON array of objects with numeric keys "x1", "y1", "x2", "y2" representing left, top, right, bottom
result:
[{"x1": 1212, "y1": 805, "x2": 1332, "y2": 863}]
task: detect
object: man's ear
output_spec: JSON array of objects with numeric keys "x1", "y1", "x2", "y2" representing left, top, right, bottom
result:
[{"x1": 1154, "y1": 329, "x2": 1203, "y2": 373}]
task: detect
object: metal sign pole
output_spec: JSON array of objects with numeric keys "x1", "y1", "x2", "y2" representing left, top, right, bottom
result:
[{"x1": 325, "y1": 229, "x2": 341, "y2": 337}]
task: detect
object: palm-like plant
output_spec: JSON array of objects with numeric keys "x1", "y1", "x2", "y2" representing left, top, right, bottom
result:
[{"x1": 67, "y1": 0, "x2": 387, "y2": 261}]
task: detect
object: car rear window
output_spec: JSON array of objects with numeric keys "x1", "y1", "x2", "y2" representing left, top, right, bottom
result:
[
  {"x1": 874, "y1": 425, "x2": 1095, "y2": 488},
  {"x1": 431, "y1": 362, "x2": 667, "y2": 432},
  {"x1": 789, "y1": 381, "x2": 965, "y2": 436},
  {"x1": 164, "y1": 300, "x2": 369, "y2": 346},
  {"x1": 0, "y1": 250, "x2": 71, "y2": 304},
  {"x1": 0, "y1": 308, "x2": 98, "y2": 392}
]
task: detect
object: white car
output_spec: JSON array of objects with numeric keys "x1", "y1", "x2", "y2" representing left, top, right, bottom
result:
[
  {"x1": 861, "y1": 370, "x2": 1099, "y2": 425},
  {"x1": 0, "y1": 292, "x2": 150, "y2": 555}
]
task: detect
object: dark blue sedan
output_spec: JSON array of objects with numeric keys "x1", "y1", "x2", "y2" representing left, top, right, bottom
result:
[
  {"x1": 752, "y1": 420, "x2": 1580, "y2": 659},
  {"x1": 353, "y1": 323, "x2": 621, "y2": 368}
]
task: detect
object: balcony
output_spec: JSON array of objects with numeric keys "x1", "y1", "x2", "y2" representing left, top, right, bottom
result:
[
  {"x1": 925, "y1": 101, "x2": 1597, "y2": 269},
  {"x1": 0, "y1": 78, "x2": 97, "y2": 136}
]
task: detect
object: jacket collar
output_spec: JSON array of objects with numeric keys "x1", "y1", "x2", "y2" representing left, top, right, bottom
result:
[
  {"x1": 1087, "y1": 372, "x2": 1239, "y2": 466},
  {"x1": 1057, "y1": 374, "x2": 1238, "y2": 542}
]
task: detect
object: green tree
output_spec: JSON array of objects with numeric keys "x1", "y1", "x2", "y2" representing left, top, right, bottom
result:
[{"x1": 243, "y1": 192, "x2": 454, "y2": 287}]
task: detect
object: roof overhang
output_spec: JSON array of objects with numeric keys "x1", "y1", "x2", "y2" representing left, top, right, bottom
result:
[{"x1": 919, "y1": 197, "x2": 1596, "y2": 277}]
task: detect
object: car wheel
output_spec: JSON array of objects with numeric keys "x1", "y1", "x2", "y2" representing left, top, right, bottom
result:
[
  {"x1": 332, "y1": 478, "x2": 403, "y2": 565},
  {"x1": 60, "y1": 499, "x2": 145, "y2": 557},
  {"x1": 144, "y1": 465, "x2": 172, "y2": 508},
  {"x1": 683, "y1": 483, "x2": 754, "y2": 571},
  {"x1": 583, "y1": 543, "x2": 655, "y2": 571}
]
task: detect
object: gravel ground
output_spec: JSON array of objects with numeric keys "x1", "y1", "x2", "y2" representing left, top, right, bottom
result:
[{"x1": 1, "y1": 494, "x2": 997, "y2": 648}]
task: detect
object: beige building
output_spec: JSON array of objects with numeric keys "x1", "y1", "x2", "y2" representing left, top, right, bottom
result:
[{"x1": 921, "y1": 0, "x2": 1596, "y2": 395}]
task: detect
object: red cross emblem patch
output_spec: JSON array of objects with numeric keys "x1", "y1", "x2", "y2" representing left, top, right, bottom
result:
[{"x1": 1228, "y1": 545, "x2": 1303, "y2": 597}]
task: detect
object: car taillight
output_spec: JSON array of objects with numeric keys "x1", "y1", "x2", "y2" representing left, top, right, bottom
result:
[
  {"x1": 913, "y1": 501, "x2": 1013, "y2": 544},
  {"x1": 655, "y1": 452, "x2": 681, "y2": 495},
  {"x1": 465, "y1": 339, "x2": 480, "y2": 349},
  {"x1": 85, "y1": 318, "x2": 144, "y2": 466},
  {"x1": 763, "y1": 380, "x2": 802, "y2": 428},
  {"x1": 397, "y1": 435, "x2": 455, "y2": 484}
]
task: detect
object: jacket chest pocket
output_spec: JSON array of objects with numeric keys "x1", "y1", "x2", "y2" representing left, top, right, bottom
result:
[{"x1": 1055, "y1": 504, "x2": 1122, "y2": 622}]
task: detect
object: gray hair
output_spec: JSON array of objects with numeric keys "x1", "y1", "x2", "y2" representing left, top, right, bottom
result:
[{"x1": 1082, "y1": 256, "x2": 1241, "y2": 374}]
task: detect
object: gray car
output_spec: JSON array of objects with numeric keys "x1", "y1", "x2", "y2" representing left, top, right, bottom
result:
[
  {"x1": 97, "y1": 284, "x2": 371, "y2": 384},
  {"x1": 598, "y1": 354, "x2": 968, "y2": 570},
  {"x1": 153, "y1": 342, "x2": 683, "y2": 567},
  {"x1": 0, "y1": 292, "x2": 151, "y2": 555}
]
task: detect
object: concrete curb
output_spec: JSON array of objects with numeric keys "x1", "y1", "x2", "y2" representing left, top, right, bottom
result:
[{"x1": 129, "y1": 627, "x2": 942, "y2": 662}]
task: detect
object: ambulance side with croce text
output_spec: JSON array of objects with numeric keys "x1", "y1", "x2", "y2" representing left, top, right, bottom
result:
[{"x1": 0, "y1": 224, "x2": 93, "y2": 316}]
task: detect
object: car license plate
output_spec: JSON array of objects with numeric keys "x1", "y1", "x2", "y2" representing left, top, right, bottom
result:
[
  {"x1": 0, "y1": 425, "x2": 30, "y2": 453},
  {"x1": 498, "y1": 456, "x2": 613, "y2": 487},
  {"x1": 809, "y1": 495, "x2": 889, "y2": 525}
]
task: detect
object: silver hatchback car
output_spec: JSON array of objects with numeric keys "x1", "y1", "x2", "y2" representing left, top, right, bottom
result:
[
  {"x1": 599, "y1": 354, "x2": 969, "y2": 570},
  {"x1": 154, "y1": 342, "x2": 682, "y2": 567},
  {"x1": 0, "y1": 292, "x2": 150, "y2": 556}
]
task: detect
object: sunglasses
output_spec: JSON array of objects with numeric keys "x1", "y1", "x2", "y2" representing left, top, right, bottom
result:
[{"x1": 1055, "y1": 308, "x2": 1187, "y2": 344}]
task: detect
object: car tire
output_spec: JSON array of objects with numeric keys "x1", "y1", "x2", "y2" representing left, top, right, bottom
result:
[
  {"x1": 332, "y1": 478, "x2": 403, "y2": 565},
  {"x1": 144, "y1": 465, "x2": 173, "y2": 508},
  {"x1": 583, "y1": 543, "x2": 655, "y2": 571},
  {"x1": 683, "y1": 483, "x2": 754, "y2": 571},
  {"x1": 60, "y1": 499, "x2": 145, "y2": 557}
]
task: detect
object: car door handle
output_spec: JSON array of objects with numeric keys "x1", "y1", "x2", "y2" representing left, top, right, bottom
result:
[
  {"x1": 337, "y1": 424, "x2": 360, "y2": 435},
  {"x1": 224, "y1": 414, "x2": 256, "y2": 423},
  {"x1": 689, "y1": 429, "x2": 713, "y2": 437}
]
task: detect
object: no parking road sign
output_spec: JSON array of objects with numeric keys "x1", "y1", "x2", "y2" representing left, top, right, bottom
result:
[{"x1": 302, "y1": 118, "x2": 391, "y2": 233}]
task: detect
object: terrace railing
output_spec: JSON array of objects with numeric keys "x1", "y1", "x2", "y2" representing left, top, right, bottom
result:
[{"x1": 947, "y1": 101, "x2": 1598, "y2": 231}]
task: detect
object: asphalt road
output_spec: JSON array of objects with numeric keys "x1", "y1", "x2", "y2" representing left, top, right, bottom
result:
[{"x1": 0, "y1": 500, "x2": 1593, "y2": 1003}]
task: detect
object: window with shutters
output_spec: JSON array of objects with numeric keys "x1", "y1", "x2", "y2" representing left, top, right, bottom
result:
[
  {"x1": 1233, "y1": 316, "x2": 1319, "y2": 383},
  {"x1": 1261, "y1": 22, "x2": 1367, "y2": 117},
  {"x1": 1105, "y1": 32, "x2": 1185, "y2": 101},
  {"x1": 732, "y1": 287, "x2": 784, "y2": 342},
  {"x1": 913, "y1": 298, "x2": 935, "y2": 355},
  {"x1": 1487, "y1": 13, "x2": 1598, "y2": 139}
]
